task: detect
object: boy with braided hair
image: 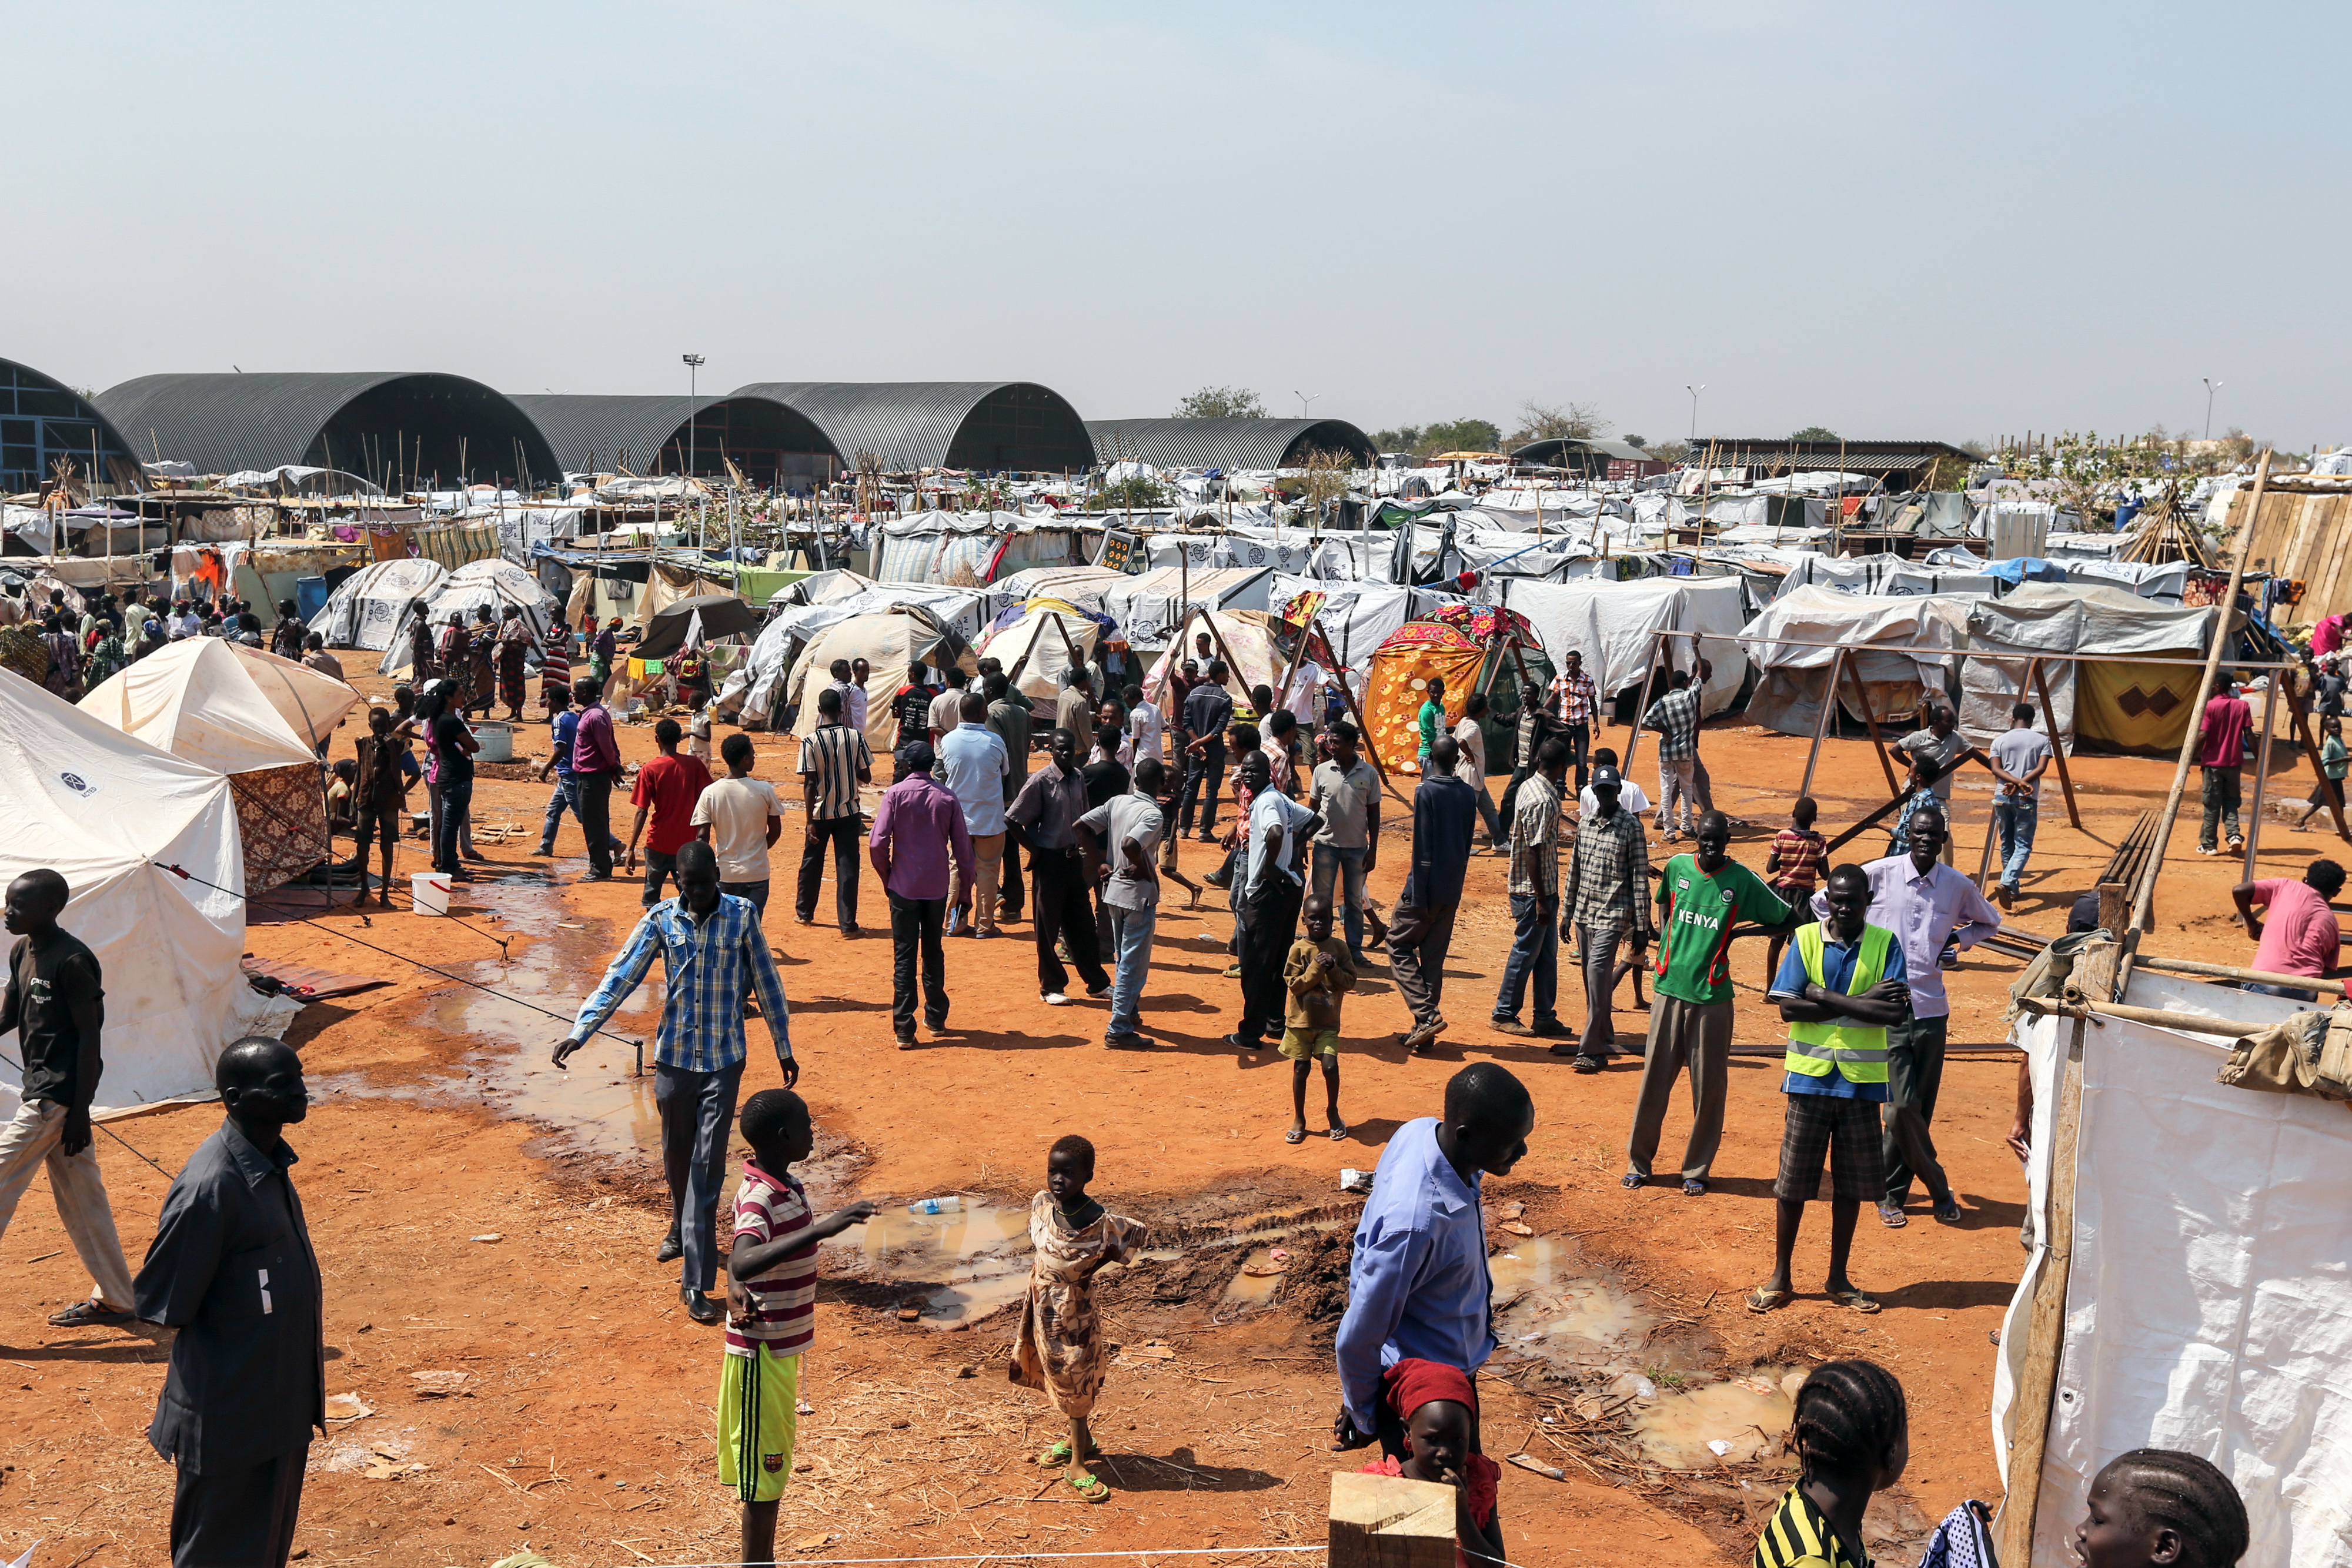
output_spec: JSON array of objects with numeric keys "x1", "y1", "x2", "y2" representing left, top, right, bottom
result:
[
  {"x1": 2073, "y1": 1449, "x2": 2249, "y2": 1568},
  {"x1": 1753, "y1": 1358, "x2": 1907, "y2": 1568}
]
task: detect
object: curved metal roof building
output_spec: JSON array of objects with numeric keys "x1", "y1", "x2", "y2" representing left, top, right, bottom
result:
[
  {"x1": 95, "y1": 372, "x2": 560, "y2": 487},
  {"x1": 1084, "y1": 416, "x2": 1375, "y2": 471},
  {"x1": 731, "y1": 382, "x2": 1095, "y2": 474},
  {"x1": 510, "y1": 393, "x2": 845, "y2": 489},
  {"x1": 3, "y1": 357, "x2": 143, "y2": 493}
]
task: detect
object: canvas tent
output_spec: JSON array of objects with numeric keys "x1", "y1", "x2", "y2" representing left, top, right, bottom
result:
[
  {"x1": 785, "y1": 607, "x2": 973, "y2": 755},
  {"x1": 1958, "y1": 585, "x2": 2226, "y2": 754},
  {"x1": 1099, "y1": 566, "x2": 1274, "y2": 652},
  {"x1": 975, "y1": 602, "x2": 1104, "y2": 702},
  {"x1": 1768, "y1": 552, "x2": 2000, "y2": 601},
  {"x1": 1739, "y1": 586, "x2": 1974, "y2": 737},
  {"x1": 316, "y1": 557, "x2": 449, "y2": 651},
  {"x1": 82, "y1": 638, "x2": 363, "y2": 894},
  {"x1": 721, "y1": 586, "x2": 984, "y2": 727},
  {"x1": 0, "y1": 670, "x2": 300, "y2": 1112},
  {"x1": 377, "y1": 557, "x2": 560, "y2": 677},
  {"x1": 1501, "y1": 577, "x2": 1750, "y2": 719},
  {"x1": 1361, "y1": 603, "x2": 1547, "y2": 778},
  {"x1": 873, "y1": 510, "x2": 1081, "y2": 587},
  {"x1": 1994, "y1": 973, "x2": 2352, "y2": 1568},
  {"x1": 985, "y1": 565, "x2": 1132, "y2": 624},
  {"x1": 1140, "y1": 610, "x2": 1282, "y2": 714}
]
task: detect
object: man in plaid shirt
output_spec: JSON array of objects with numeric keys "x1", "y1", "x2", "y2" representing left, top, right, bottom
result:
[
  {"x1": 1643, "y1": 668, "x2": 1703, "y2": 841},
  {"x1": 1550, "y1": 651, "x2": 1599, "y2": 791},
  {"x1": 1561, "y1": 764, "x2": 1654, "y2": 1070},
  {"x1": 559, "y1": 841, "x2": 795, "y2": 1325}
]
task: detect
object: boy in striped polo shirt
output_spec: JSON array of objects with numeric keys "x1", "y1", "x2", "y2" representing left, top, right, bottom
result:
[{"x1": 721, "y1": 1090, "x2": 876, "y2": 1564}]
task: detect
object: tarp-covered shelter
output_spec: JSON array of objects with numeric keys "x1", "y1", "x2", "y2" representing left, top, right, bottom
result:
[
  {"x1": 1502, "y1": 578, "x2": 1750, "y2": 719},
  {"x1": 1740, "y1": 586, "x2": 1973, "y2": 737},
  {"x1": 872, "y1": 510, "x2": 1083, "y2": 586},
  {"x1": 1269, "y1": 576, "x2": 1454, "y2": 688},
  {"x1": 1100, "y1": 566, "x2": 1274, "y2": 651},
  {"x1": 82, "y1": 639, "x2": 363, "y2": 895},
  {"x1": 785, "y1": 607, "x2": 973, "y2": 755},
  {"x1": 985, "y1": 566, "x2": 1133, "y2": 623},
  {"x1": 1959, "y1": 585, "x2": 2227, "y2": 754},
  {"x1": 1362, "y1": 603, "x2": 1546, "y2": 777},
  {"x1": 721, "y1": 584, "x2": 985, "y2": 727},
  {"x1": 634, "y1": 591, "x2": 761, "y2": 663},
  {"x1": 1994, "y1": 972, "x2": 2352, "y2": 1568},
  {"x1": 1140, "y1": 612, "x2": 1282, "y2": 717},
  {"x1": 379, "y1": 557, "x2": 560, "y2": 677},
  {"x1": 975, "y1": 601, "x2": 1104, "y2": 702},
  {"x1": 0, "y1": 670, "x2": 300, "y2": 1112},
  {"x1": 1768, "y1": 552, "x2": 2001, "y2": 601},
  {"x1": 316, "y1": 557, "x2": 450, "y2": 650}
]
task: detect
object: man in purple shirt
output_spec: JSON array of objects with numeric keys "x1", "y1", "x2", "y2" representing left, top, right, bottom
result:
[
  {"x1": 569, "y1": 677, "x2": 624, "y2": 881},
  {"x1": 868, "y1": 741, "x2": 974, "y2": 1048}
]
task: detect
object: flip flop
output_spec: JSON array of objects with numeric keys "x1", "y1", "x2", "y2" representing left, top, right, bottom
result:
[
  {"x1": 1828, "y1": 1286, "x2": 1882, "y2": 1315},
  {"x1": 1284, "y1": 1127, "x2": 1307, "y2": 1145},
  {"x1": 1068, "y1": 1472, "x2": 1111, "y2": 1503},
  {"x1": 1328, "y1": 1122, "x2": 1349, "y2": 1141},
  {"x1": 1036, "y1": 1440, "x2": 1073, "y2": 1467},
  {"x1": 1744, "y1": 1287, "x2": 1792, "y2": 1315}
]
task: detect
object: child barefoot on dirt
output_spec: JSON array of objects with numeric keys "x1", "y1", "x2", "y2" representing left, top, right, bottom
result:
[
  {"x1": 721, "y1": 1089, "x2": 877, "y2": 1568},
  {"x1": 1356, "y1": 1359, "x2": 1505, "y2": 1568},
  {"x1": 1010, "y1": 1135, "x2": 1144, "y2": 1503},
  {"x1": 1754, "y1": 1359, "x2": 1907, "y2": 1568},
  {"x1": 1282, "y1": 895, "x2": 1357, "y2": 1144}
]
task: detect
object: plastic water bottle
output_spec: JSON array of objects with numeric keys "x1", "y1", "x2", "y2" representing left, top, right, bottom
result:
[{"x1": 908, "y1": 1195, "x2": 963, "y2": 1216}]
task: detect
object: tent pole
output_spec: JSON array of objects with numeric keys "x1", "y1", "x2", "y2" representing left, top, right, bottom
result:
[
  {"x1": 2120, "y1": 448, "x2": 2271, "y2": 999},
  {"x1": 2240, "y1": 665, "x2": 2283, "y2": 880},
  {"x1": 1328, "y1": 625, "x2": 1405, "y2": 808},
  {"x1": 1798, "y1": 647, "x2": 1847, "y2": 799},
  {"x1": 2029, "y1": 658, "x2": 2083, "y2": 829},
  {"x1": 1994, "y1": 1014, "x2": 2089, "y2": 1566},
  {"x1": 1622, "y1": 627, "x2": 1663, "y2": 774},
  {"x1": 2286, "y1": 667, "x2": 2351, "y2": 842},
  {"x1": 1842, "y1": 651, "x2": 1901, "y2": 800}
]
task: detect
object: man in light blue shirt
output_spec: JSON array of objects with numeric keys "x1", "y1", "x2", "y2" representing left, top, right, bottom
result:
[
  {"x1": 1331, "y1": 1064, "x2": 1535, "y2": 1459},
  {"x1": 937, "y1": 691, "x2": 1011, "y2": 936}
]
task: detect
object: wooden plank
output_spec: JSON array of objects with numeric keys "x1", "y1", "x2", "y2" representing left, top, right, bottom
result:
[
  {"x1": 2286, "y1": 671, "x2": 2351, "y2": 842},
  {"x1": 1842, "y1": 653, "x2": 1901, "y2": 799},
  {"x1": 1996, "y1": 1016, "x2": 2087, "y2": 1566},
  {"x1": 1329, "y1": 1470, "x2": 1458, "y2": 1568}
]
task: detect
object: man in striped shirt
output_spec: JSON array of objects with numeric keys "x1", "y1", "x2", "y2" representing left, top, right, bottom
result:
[
  {"x1": 557, "y1": 842, "x2": 795, "y2": 1326},
  {"x1": 796, "y1": 687, "x2": 873, "y2": 934},
  {"x1": 1551, "y1": 650, "x2": 1599, "y2": 791}
]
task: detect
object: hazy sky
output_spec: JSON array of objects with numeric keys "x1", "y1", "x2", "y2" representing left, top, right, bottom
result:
[{"x1": 14, "y1": 2, "x2": 2346, "y2": 450}]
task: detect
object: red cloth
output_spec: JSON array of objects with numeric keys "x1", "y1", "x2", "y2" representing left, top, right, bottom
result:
[
  {"x1": 1381, "y1": 1357, "x2": 1479, "y2": 1420},
  {"x1": 632, "y1": 753, "x2": 713, "y2": 854},
  {"x1": 2197, "y1": 693, "x2": 2251, "y2": 768}
]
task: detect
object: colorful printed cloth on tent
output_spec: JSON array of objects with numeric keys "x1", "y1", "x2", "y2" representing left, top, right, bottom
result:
[
  {"x1": 231, "y1": 761, "x2": 331, "y2": 897},
  {"x1": 1423, "y1": 601, "x2": 1534, "y2": 644},
  {"x1": 1365, "y1": 622, "x2": 1484, "y2": 776}
]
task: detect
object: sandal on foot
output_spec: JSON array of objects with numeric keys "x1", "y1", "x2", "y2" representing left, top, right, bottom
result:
[
  {"x1": 47, "y1": 1299, "x2": 134, "y2": 1328},
  {"x1": 1328, "y1": 1121, "x2": 1349, "y2": 1141},
  {"x1": 1745, "y1": 1287, "x2": 1792, "y2": 1315},
  {"x1": 1283, "y1": 1126, "x2": 1307, "y2": 1145},
  {"x1": 1828, "y1": 1286, "x2": 1882, "y2": 1314},
  {"x1": 1036, "y1": 1440, "x2": 1074, "y2": 1467},
  {"x1": 1068, "y1": 1471, "x2": 1111, "y2": 1503}
]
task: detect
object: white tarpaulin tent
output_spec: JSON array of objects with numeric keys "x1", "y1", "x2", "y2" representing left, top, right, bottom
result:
[
  {"x1": 1501, "y1": 577, "x2": 1750, "y2": 718},
  {"x1": 316, "y1": 557, "x2": 449, "y2": 651},
  {"x1": 1768, "y1": 552, "x2": 2000, "y2": 601},
  {"x1": 1994, "y1": 974, "x2": 2352, "y2": 1568},
  {"x1": 1140, "y1": 610, "x2": 1282, "y2": 713},
  {"x1": 723, "y1": 587, "x2": 983, "y2": 727},
  {"x1": 1957, "y1": 585, "x2": 2223, "y2": 751},
  {"x1": 1099, "y1": 566, "x2": 1274, "y2": 652},
  {"x1": 0, "y1": 670, "x2": 299, "y2": 1113},
  {"x1": 785, "y1": 608, "x2": 973, "y2": 755},
  {"x1": 1268, "y1": 575, "x2": 1454, "y2": 687},
  {"x1": 377, "y1": 557, "x2": 562, "y2": 677},
  {"x1": 975, "y1": 603, "x2": 1104, "y2": 702},
  {"x1": 1739, "y1": 586, "x2": 1973, "y2": 736}
]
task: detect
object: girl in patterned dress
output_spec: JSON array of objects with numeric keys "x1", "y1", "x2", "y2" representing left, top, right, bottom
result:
[{"x1": 1009, "y1": 1135, "x2": 1142, "y2": 1503}]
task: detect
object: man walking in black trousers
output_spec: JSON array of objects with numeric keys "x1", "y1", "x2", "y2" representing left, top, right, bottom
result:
[
  {"x1": 1010, "y1": 728, "x2": 1112, "y2": 1006},
  {"x1": 1226, "y1": 749, "x2": 1321, "y2": 1051},
  {"x1": 1176, "y1": 658, "x2": 1234, "y2": 841},
  {"x1": 796, "y1": 686, "x2": 873, "y2": 934}
]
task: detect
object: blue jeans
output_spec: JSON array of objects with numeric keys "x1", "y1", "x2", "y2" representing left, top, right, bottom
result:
[
  {"x1": 1107, "y1": 904, "x2": 1157, "y2": 1040},
  {"x1": 2247, "y1": 981, "x2": 2317, "y2": 1003},
  {"x1": 1993, "y1": 795, "x2": 2037, "y2": 889},
  {"x1": 1494, "y1": 892, "x2": 1560, "y2": 1024},
  {"x1": 1311, "y1": 842, "x2": 1368, "y2": 955},
  {"x1": 653, "y1": 1059, "x2": 744, "y2": 1294}
]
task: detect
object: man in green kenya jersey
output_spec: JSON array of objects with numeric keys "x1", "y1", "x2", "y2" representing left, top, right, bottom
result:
[{"x1": 1623, "y1": 810, "x2": 1805, "y2": 1196}]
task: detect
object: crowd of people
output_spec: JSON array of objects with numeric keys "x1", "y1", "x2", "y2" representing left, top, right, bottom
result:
[{"x1": 0, "y1": 582, "x2": 349, "y2": 698}]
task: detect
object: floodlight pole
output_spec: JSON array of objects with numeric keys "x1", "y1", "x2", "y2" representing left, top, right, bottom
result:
[
  {"x1": 682, "y1": 354, "x2": 706, "y2": 476},
  {"x1": 1685, "y1": 384, "x2": 1705, "y2": 442},
  {"x1": 2201, "y1": 377, "x2": 2223, "y2": 440},
  {"x1": 1295, "y1": 391, "x2": 1321, "y2": 419}
]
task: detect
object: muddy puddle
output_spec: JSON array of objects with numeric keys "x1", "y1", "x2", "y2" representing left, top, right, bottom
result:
[
  {"x1": 838, "y1": 1202, "x2": 1036, "y2": 1323},
  {"x1": 1491, "y1": 1238, "x2": 1655, "y2": 1365},
  {"x1": 1629, "y1": 1371, "x2": 1803, "y2": 1469}
]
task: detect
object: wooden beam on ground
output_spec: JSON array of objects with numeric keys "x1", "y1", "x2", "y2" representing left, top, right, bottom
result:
[
  {"x1": 1799, "y1": 647, "x2": 1847, "y2": 800},
  {"x1": 2122, "y1": 448, "x2": 2273, "y2": 997},
  {"x1": 1996, "y1": 1016, "x2": 2087, "y2": 1566},
  {"x1": 1329, "y1": 1470, "x2": 1458, "y2": 1568},
  {"x1": 2029, "y1": 657, "x2": 2083, "y2": 830}
]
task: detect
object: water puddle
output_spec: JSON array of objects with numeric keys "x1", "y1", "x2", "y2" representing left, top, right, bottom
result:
[
  {"x1": 1489, "y1": 1238, "x2": 1655, "y2": 1370},
  {"x1": 1220, "y1": 1245, "x2": 1296, "y2": 1305},
  {"x1": 1631, "y1": 1370, "x2": 1802, "y2": 1470},
  {"x1": 833, "y1": 1202, "x2": 1035, "y2": 1325}
]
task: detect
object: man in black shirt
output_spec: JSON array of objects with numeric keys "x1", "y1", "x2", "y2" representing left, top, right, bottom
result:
[
  {"x1": 896, "y1": 661, "x2": 937, "y2": 752},
  {"x1": 1388, "y1": 737, "x2": 1479, "y2": 1055},
  {"x1": 137, "y1": 1036, "x2": 323, "y2": 1568},
  {"x1": 1177, "y1": 658, "x2": 1234, "y2": 840},
  {"x1": 0, "y1": 868, "x2": 136, "y2": 1328}
]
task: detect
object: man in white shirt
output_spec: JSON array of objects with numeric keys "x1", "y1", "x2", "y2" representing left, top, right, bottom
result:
[
  {"x1": 1284, "y1": 658, "x2": 1331, "y2": 734},
  {"x1": 1120, "y1": 683, "x2": 1163, "y2": 768},
  {"x1": 691, "y1": 734, "x2": 784, "y2": 916},
  {"x1": 1579, "y1": 746, "x2": 1652, "y2": 817},
  {"x1": 1227, "y1": 750, "x2": 1319, "y2": 1052},
  {"x1": 937, "y1": 691, "x2": 1013, "y2": 936},
  {"x1": 826, "y1": 658, "x2": 865, "y2": 735},
  {"x1": 1454, "y1": 693, "x2": 1504, "y2": 849}
]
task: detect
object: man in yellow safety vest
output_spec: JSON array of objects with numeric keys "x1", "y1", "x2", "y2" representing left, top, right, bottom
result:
[{"x1": 1746, "y1": 862, "x2": 1911, "y2": 1316}]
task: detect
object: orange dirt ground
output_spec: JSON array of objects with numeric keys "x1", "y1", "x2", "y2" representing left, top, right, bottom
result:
[{"x1": 2, "y1": 685, "x2": 2324, "y2": 1567}]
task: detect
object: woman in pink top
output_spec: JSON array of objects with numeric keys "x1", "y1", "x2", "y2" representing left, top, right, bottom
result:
[{"x1": 2232, "y1": 860, "x2": 2347, "y2": 1002}]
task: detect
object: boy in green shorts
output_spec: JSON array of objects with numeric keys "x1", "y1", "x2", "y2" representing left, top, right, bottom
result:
[
  {"x1": 1281, "y1": 895, "x2": 1357, "y2": 1144},
  {"x1": 721, "y1": 1089, "x2": 877, "y2": 1566}
]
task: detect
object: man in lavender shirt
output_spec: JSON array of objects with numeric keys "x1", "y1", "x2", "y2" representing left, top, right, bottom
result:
[
  {"x1": 869, "y1": 741, "x2": 974, "y2": 1049},
  {"x1": 1811, "y1": 804, "x2": 1999, "y2": 1228}
]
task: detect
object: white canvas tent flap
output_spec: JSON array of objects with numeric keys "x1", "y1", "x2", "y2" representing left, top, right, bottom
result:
[
  {"x1": 1099, "y1": 566, "x2": 1273, "y2": 651},
  {"x1": 0, "y1": 670, "x2": 295, "y2": 1113},
  {"x1": 376, "y1": 557, "x2": 560, "y2": 677},
  {"x1": 1501, "y1": 578, "x2": 1750, "y2": 717},
  {"x1": 1994, "y1": 982, "x2": 2352, "y2": 1568},
  {"x1": 1957, "y1": 584, "x2": 2219, "y2": 749},
  {"x1": 976, "y1": 604, "x2": 1103, "y2": 701},
  {"x1": 1739, "y1": 586, "x2": 1970, "y2": 735},
  {"x1": 316, "y1": 557, "x2": 449, "y2": 650},
  {"x1": 722, "y1": 587, "x2": 983, "y2": 726},
  {"x1": 785, "y1": 609, "x2": 971, "y2": 755},
  {"x1": 1268, "y1": 575, "x2": 1450, "y2": 686},
  {"x1": 82, "y1": 638, "x2": 362, "y2": 767}
]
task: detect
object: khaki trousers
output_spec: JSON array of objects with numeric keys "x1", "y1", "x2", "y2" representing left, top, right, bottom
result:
[
  {"x1": 1624, "y1": 996, "x2": 1733, "y2": 1183},
  {"x1": 969, "y1": 832, "x2": 1005, "y2": 934},
  {"x1": 0, "y1": 1098, "x2": 135, "y2": 1308}
]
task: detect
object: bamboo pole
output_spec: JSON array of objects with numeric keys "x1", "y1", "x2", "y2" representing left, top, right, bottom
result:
[
  {"x1": 2121, "y1": 449, "x2": 2273, "y2": 996},
  {"x1": 2285, "y1": 668, "x2": 2351, "y2": 841},
  {"x1": 2130, "y1": 952, "x2": 2349, "y2": 996},
  {"x1": 2241, "y1": 667, "x2": 2283, "y2": 880},
  {"x1": 1996, "y1": 1016, "x2": 2087, "y2": 1566},
  {"x1": 1841, "y1": 652, "x2": 1901, "y2": 799}
]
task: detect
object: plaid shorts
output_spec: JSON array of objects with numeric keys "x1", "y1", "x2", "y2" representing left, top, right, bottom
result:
[{"x1": 1775, "y1": 1091, "x2": 1885, "y2": 1203}]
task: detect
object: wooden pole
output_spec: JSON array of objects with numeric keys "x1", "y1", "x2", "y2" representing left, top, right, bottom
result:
[
  {"x1": 1799, "y1": 647, "x2": 1847, "y2": 798},
  {"x1": 2285, "y1": 668, "x2": 2351, "y2": 841},
  {"x1": 1328, "y1": 1470, "x2": 1456, "y2": 1568},
  {"x1": 2121, "y1": 449, "x2": 2273, "y2": 995},
  {"x1": 1996, "y1": 1015, "x2": 2087, "y2": 1566},
  {"x1": 2132, "y1": 951, "x2": 2350, "y2": 996},
  {"x1": 2240, "y1": 667, "x2": 2283, "y2": 880},
  {"x1": 1842, "y1": 653, "x2": 1901, "y2": 800},
  {"x1": 2029, "y1": 658, "x2": 2083, "y2": 830}
]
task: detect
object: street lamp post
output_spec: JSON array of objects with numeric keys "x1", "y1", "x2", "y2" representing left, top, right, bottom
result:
[
  {"x1": 2203, "y1": 377, "x2": 2224, "y2": 441},
  {"x1": 1685, "y1": 384, "x2": 1705, "y2": 442},
  {"x1": 682, "y1": 354, "x2": 706, "y2": 475},
  {"x1": 1294, "y1": 390, "x2": 1321, "y2": 419}
]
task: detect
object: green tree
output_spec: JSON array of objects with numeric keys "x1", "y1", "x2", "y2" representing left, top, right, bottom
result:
[
  {"x1": 1623, "y1": 434, "x2": 1647, "y2": 449},
  {"x1": 1418, "y1": 418, "x2": 1503, "y2": 455},
  {"x1": 1371, "y1": 426, "x2": 1422, "y2": 454},
  {"x1": 1172, "y1": 386, "x2": 1265, "y2": 420},
  {"x1": 1791, "y1": 426, "x2": 1839, "y2": 441},
  {"x1": 1094, "y1": 473, "x2": 1170, "y2": 510},
  {"x1": 1508, "y1": 400, "x2": 1609, "y2": 444}
]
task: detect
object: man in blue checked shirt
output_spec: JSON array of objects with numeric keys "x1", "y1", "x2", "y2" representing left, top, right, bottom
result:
[{"x1": 556, "y1": 840, "x2": 794, "y2": 1326}]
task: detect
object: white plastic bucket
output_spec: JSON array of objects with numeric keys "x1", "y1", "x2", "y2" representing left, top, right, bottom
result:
[
  {"x1": 412, "y1": 872, "x2": 452, "y2": 915},
  {"x1": 473, "y1": 722, "x2": 514, "y2": 763}
]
